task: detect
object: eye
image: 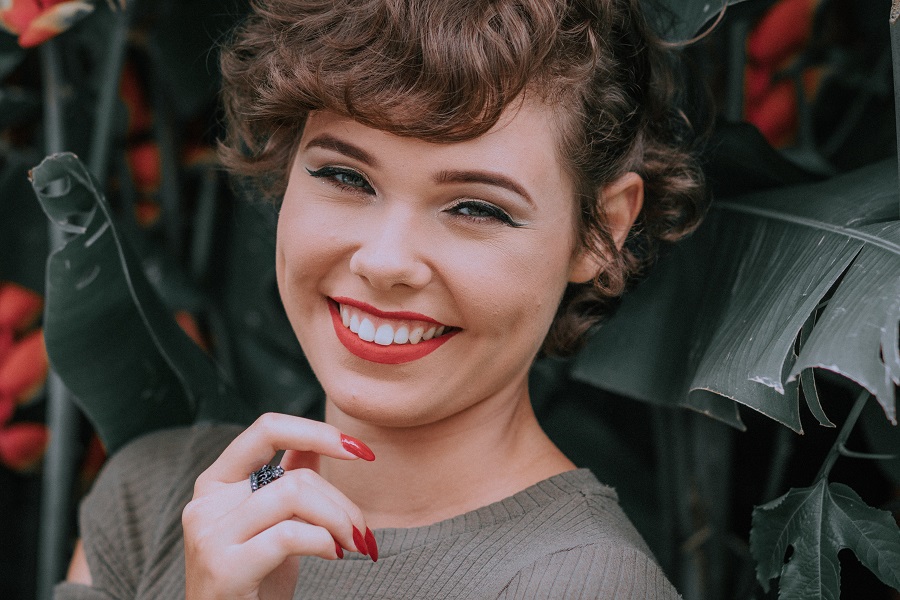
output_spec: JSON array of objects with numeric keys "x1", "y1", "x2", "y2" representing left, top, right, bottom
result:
[
  {"x1": 306, "y1": 166, "x2": 374, "y2": 193},
  {"x1": 448, "y1": 200, "x2": 525, "y2": 227}
]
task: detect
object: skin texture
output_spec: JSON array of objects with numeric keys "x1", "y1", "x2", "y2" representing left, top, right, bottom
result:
[{"x1": 67, "y1": 99, "x2": 644, "y2": 599}]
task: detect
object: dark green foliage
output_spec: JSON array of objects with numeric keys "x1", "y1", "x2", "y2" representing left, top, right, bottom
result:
[{"x1": 751, "y1": 480, "x2": 900, "y2": 599}]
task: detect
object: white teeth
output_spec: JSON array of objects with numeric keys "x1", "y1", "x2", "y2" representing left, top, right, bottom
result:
[
  {"x1": 358, "y1": 318, "x2": 376, "y2": 342},
  {"x1": 374, "y1": 324, "x2": 395, "y2": 345},
  {"x1": 338, "y1": 303, "x2": 452, "y2": 346},
  {"x1": 393, "y1": 326, "x2": 409, "y2": 344}
]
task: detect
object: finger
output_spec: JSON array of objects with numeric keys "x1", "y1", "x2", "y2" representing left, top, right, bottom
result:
[
  {"x1": 281, "y1": 449, "x2": 319, "y2": 472},
  {"x1": 243, "y1": 521, "x2": 339, "y2": 572},
  {"x1": 228, "y1": 469, "x2": 366, "y2": 553},
  {"x1": 199, "y1": 413, "x2": 373, "y2": 487}
]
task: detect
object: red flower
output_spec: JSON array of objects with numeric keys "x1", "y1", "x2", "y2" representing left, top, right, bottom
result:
[
  {"x1": 0, "y1": 329, "x2": 49, "y2": 413},
  {"x1": 0, "y1": 422, "x2": 49, "y2": 472},
  {"x1": 0, "y1": 282, "x2": 43, "y2": 335},
  {"x1": 0, "y1": 0, "x2": 95, "y2": 48}
]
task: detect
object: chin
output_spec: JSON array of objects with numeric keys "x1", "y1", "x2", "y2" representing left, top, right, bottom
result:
[{"x1": 325, "y1": 386, "x2": 440, "y2": 429}]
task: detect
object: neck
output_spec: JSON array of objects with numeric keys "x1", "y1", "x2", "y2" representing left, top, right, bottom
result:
[{"x1": 319, "y1": 382, "x2": 575, "y2": 529}]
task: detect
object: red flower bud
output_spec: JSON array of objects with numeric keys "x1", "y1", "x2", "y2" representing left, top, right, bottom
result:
[
  {"x1": 0, "y1": 0, "x2": 96, "y2": 48},
  {"x1": 0, "y1": 422, "x2": 49, "y2": 472},
  {"x1": 0, "y1": 282, "x2": 43, "y2": 334},
  {"x1": 747, "y1": 0, "x2": 816, "y2": 67},
  {"x1": 0, "y1": 329, "x2": 49, "y2": 407}
]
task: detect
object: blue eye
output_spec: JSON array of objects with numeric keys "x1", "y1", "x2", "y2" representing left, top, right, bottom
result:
[
  {"x1": 450, "y1": 200, "x2": 524, "y2": 227},
  {"x1": 306, "y1": 166, "x2": 374, "y2": 193}
]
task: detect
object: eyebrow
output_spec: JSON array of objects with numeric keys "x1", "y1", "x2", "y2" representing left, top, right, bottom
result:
[
  {"x1": 303, "y1": 134, "x2": 534, "y2": 207},
  {"x1": 303, "y1": 135, "x2": 379, "y2": 167},
  {"x1": 434, "y1": 170, "x2": 535, "y2": 208}
]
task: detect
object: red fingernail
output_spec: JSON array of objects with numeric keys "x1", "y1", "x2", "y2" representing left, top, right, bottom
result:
[
  {"x1": 365, "y1": 527, "x2": 378, "y2": 562},
  {"x1": 352, "y1": 526, "x2": 369, "y2": 555},
  {"x1": 334, "y1": 538, "x2": 344, "y2": 559},
  {"x1": 341, "y1": 434, "x2": 375, "y2": 461}
]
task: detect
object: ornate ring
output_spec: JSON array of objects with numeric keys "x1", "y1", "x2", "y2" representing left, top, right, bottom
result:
[{"x1": 250, "y1": 464, "x2": 284, "y2": 492}]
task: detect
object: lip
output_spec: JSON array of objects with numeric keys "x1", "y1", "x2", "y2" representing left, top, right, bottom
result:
[
  {"x1": 331, "y1": 296, "x2": 446, "y2": 326},
  {"x1": 328, "y1": 300, "x2": 458, "y2": 364}
]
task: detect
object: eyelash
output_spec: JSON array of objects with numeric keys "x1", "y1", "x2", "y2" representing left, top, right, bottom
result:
[
  {"x1": 306, "y1": 166, "x2": 524, "y2": 227},
  {"x1": 446, "y1": 200, "x2": 524, "y2": 227},
  {"x1": 306, "y1": 166, "x2": 374, "y2": 193}
]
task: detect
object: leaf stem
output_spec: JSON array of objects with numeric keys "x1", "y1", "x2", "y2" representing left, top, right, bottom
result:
[
  {"x1": 37, "y1": 38, "x2": 84, "y2": 600},
  {"x1": 814, "y1": 389, "x2": 872, "y2": 482},
  {"x1": 890, "y1": 3, "x2": 900, "y2": 214},
  {"x1": 88, "y1": 1, "x2": 133, "y2": 181}
]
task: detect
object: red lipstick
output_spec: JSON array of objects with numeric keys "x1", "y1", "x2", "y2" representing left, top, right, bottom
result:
[
  {"x1": 328, "y1": 300, "x2": 457, "y2": 364},
  {"x1": 331, "y1": 296, "x2": 446, "y2": 326}
]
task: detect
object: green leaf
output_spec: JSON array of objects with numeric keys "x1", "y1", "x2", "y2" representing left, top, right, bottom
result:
[
  {"x1": 574, "y1": 159, "x2": 900, "y2": 431},
  {"x1": 0, "y1": 153, "x2": 48, "y2": 291},
  {"x1": 30, "y1": 152, "x2": 255, "y2": 452},
  {"x1": 643, "y1": 0, "x2": 750, "y2": 42},
  {"x1": 750, "y1": 479, "x2": 900, "y2": 599}
]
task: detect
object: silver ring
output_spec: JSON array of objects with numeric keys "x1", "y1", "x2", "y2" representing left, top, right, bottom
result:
[{"x1": 250, "y1": 464, "x2": 284, "y2": 492}]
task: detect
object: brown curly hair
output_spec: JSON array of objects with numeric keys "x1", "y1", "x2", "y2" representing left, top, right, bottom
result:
[{"x1": 219, "y1": 0, "x2": 708, "y2": 355}]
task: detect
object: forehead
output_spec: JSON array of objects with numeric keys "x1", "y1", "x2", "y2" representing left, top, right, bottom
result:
[{"x1": 297, "y1": 100, "x2": 574, "y2": 200}]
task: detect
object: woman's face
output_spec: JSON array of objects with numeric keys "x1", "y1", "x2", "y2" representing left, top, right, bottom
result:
[{"x1": 276, "y1": 101, "x2": 597, "y2": 428}]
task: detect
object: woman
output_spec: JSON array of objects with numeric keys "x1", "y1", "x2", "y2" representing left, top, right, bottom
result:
[{"x1": 57, "y1": 0, "x2": 706, "y2": 598}]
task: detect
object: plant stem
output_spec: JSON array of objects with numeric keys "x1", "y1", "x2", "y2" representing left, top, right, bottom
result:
[
  {"x1": 88, "y1": 1, "x2": 133, "y2": 181},
  {"x1": 40, "y1": 41, "x2": 65, "y2": 156},
  {"x1": 890, "y1": 1, "x2": 900, "y2": 216},
  {"x1": 37, "y1": 38, "x2": 84, "y2": 600},
  {"x1": 814, "y1": 389, "x2": 872, "y2": 482}
]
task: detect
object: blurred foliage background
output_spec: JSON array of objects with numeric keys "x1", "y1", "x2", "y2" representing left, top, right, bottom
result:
[{"x1": 0, "y1": 0, "x2": 899, "y2": 599}]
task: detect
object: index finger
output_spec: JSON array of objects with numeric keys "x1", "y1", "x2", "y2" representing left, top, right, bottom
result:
[{"x1": 199, "y1": 413, "x2": 373, "y2": 486}]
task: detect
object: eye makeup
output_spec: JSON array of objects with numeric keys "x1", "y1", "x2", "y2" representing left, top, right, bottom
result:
[
  {"x1": 306, "y1": 166, "x2": 374, "y2": 193},
  {"x1": 446, "y1": 199, "x2": 525, "y2": 227}
]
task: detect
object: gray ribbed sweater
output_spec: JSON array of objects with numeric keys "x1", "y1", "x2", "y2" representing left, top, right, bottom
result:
[{"x1": 55, "y1": 423, "x2": 681, "y2": 599}]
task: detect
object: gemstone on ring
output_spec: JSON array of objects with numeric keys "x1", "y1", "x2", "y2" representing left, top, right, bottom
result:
[{"x1": 250, "y1": 464, "x2": 284, "y2": 492}]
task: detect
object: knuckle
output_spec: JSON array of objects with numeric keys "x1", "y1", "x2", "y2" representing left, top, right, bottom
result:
[
  {"x1": 253, "y1": 412, "x2": 279, "y2": 432},
  {"x1": 294, "y1": 467, "x2": 318, "y2": 485},
  {"x1": 271, "y1": 522, "x2": 297, "y2": 551},
  {"x1": 181, "y1": 499, "x2": 202, "y2": 528}
]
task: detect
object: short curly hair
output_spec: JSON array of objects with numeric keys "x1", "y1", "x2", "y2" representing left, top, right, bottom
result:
[{"x1": 219, "y1": 0, "x2": 708, "y2": 355}]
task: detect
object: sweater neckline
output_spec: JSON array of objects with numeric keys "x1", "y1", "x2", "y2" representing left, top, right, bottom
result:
[{"x1": 362, "y1": 468, "x2": 615, "y2": 559}]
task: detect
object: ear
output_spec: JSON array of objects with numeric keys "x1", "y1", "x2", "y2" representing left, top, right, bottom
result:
[{"x1": 568, "y1": 172, "x2": 644, "y2": 283}]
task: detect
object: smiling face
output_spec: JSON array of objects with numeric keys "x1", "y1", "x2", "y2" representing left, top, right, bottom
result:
[{"x1": 276, "y1": 100, "x2": 599, "y2": 428}]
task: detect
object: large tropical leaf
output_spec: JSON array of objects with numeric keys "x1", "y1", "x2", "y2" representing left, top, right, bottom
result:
[
  {"x1": 573, "y1": 159, "x2": 900, "y2": 432},
  {"x1": 750, "y1": 479, "x2": 900, "y2": 600},
  {"x1": 29, "y1": 153, "x2": 255, "y2": 452},
  {"x1": 643, "y1": 0, "x2": 751, "y2": 41}
]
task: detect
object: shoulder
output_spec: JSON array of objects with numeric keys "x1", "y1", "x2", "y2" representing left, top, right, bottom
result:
[
  {"x1": 496, "y1": 469, "x2": 681, "y2": 599},
  {"x1": 72, "y1": 422, "x2": 243, "y2": 599},
  {"x1": 511, "y1": 469, "x2": 653, "y2": 554},
  {"x1": 83, "y1": 420, "x2": 244, "y2": 531},
  {"x1": 497, "y1": 543, "x2": 681, "y2": 599}
]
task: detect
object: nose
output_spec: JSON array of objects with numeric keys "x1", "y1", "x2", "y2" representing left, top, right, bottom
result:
[{"x1": 348, "y1": 207, "x2": 432, "y2": 290}]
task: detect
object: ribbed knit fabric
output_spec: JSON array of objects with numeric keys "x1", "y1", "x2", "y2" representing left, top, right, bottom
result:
[{"x1": 55, "y1": 423, "x2": 681, "y2": 600}]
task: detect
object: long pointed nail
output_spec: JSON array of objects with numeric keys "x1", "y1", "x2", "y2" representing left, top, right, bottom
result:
[
  {"x1": 334, "y1": 538, "x2": 344, "y2": 559},
  {"x1": 341, "y1": 434, "x2": 375, "y2": 461},
  {"x1": 352, "y1": 526, "x2": 369, "y2": 555},
  {"x1": 365, "y1": 527, "x2": 378, "y2": 562}
]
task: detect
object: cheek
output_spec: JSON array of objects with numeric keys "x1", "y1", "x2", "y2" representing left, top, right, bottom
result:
[
  {"x1": 451, "y1": 237, "x2": 572, "y2": 340},
  {"x1": 277, "y1": 195, "x2": 345, "y2": 283}
]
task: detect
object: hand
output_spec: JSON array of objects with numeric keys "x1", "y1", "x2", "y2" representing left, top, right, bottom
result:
[{"x1": 182, "y1": 413, "x2": 376, "y2": 600}]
